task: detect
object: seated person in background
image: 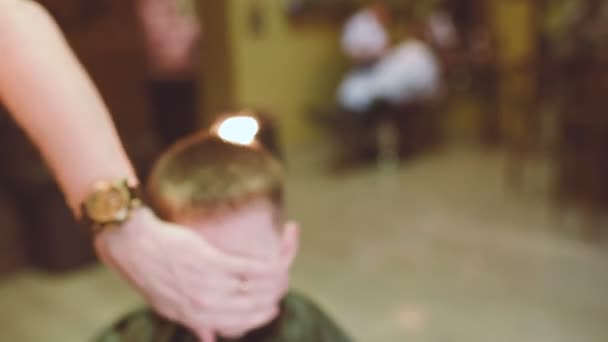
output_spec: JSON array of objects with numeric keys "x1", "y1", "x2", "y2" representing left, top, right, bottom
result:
[
  {"x1": 338, "y1": 3, "x2": 391, "y2": 113},
  {"x1": 338, "y1": 5, "x2": 441, "y2": 114},
  {"x1": 96, "y1": 130, "x2": 351, "y2": 342}
]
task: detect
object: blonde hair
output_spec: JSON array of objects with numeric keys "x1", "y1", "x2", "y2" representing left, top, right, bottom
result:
[{"x1": 147, "y1": 133, "x2": 285, "y2": 221}]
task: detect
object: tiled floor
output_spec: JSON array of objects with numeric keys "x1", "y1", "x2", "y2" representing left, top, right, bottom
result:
[{"x1": 1, "y1": 147, "x2": 607, "y2": 341}]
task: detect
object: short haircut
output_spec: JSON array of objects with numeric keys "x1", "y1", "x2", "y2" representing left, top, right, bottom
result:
[{"x1": 147, "y1": 133, "x2": 285, "y2": 221}]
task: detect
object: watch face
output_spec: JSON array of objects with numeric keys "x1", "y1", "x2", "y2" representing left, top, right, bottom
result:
[{"x1": 85, "y1": 182, "x2": 131, "y2": 223}]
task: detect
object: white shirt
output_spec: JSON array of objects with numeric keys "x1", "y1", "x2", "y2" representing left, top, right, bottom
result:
[
  {"x1": 374, "y1": 40, "x2": 441, "y2": 105},
  {"x1": 338, "y1": 39, "x2": 441, "y2": 112},
  {"x1": 338, "y1": 68, "x2": 378, "y2": 113}
]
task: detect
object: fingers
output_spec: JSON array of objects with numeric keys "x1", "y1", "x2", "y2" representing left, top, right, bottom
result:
[
  {"x1": 226, "y1": 273, "x2": 288, "y2": 297},
  {"x1": 200, "y1": 305, "x2": 280, "y2": 340},
  {"x1": 185, "y1": 269, "x2": 285, "y2": 301},
  {"x1": 187, "y1": 270, "x2": 286, "y2": 313},
  {"x1": 194, "y1": 328, "x2": 216, "y2": 342},
  {"x1": 170, "y1": 220, "x2": 295, "y2": 282},
  {"x1": 217, "y1": 252, "x2": 286, "y2": 278},
  {"x1": 206, "y1": 223, "x2": 300, "y2": 279},
  {"x1": 183, "y1": 287, "x2": 283, "y2": 340}
]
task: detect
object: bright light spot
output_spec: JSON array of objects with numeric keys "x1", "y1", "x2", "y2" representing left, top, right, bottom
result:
[{"x1": 216, "y1": 116, "x2": 260, "y2": 145}]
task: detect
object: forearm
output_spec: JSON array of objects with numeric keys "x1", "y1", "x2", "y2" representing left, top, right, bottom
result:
[{"x1": 0, "y1": 0, "x2": 136, "y2": 214}]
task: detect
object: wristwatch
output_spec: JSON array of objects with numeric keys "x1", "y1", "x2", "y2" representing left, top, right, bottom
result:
[{"x1": 81, "y1": 179, "x2": 143, "y2": 234}]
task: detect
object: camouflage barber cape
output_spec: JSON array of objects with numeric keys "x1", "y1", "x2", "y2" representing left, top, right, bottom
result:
[{"x1": 96, "y1": 292, "x2": 352, "y2": 342}]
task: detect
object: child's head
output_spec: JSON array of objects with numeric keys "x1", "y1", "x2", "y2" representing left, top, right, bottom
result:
[{"x1": 147, "y1": 132, "x2": 298, "y2": 261}]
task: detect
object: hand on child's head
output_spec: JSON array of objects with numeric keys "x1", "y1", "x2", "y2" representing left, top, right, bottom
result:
[{"x1": 177, "y1": 197, "x2": 299, "y2": 268}]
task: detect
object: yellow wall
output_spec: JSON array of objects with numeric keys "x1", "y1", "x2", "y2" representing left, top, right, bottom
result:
[
  {"x1": 492, "y1": 0, "x2": 536, "y2": 66},
  {"x1": 491, "y1": 0, "x2": 537, "y2": 140},
  {"x1": 226, "y1": 0, "x2": 347, "y2": 146}
]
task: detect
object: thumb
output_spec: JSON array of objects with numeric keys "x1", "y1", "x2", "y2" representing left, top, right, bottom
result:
[{"x1": 280, "y1": 221, "x2": 300, "y2": 269}]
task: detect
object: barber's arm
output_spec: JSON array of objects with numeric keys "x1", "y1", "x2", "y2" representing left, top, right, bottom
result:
[
  {"x1": 0, "y1": 2, "x2": 288, "y2": 341},
  {"x1": 0, "y1": 0, "x2": 135, "y2": 210}
]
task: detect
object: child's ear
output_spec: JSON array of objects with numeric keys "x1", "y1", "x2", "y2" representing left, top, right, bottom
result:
[{"x1": 280, "y1": 221, "x2": 300, "y2": 268}]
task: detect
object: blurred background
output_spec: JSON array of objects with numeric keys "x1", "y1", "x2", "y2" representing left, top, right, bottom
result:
[{"x1": 1, "y1": 0, "x2": 608, "y2": 341}]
